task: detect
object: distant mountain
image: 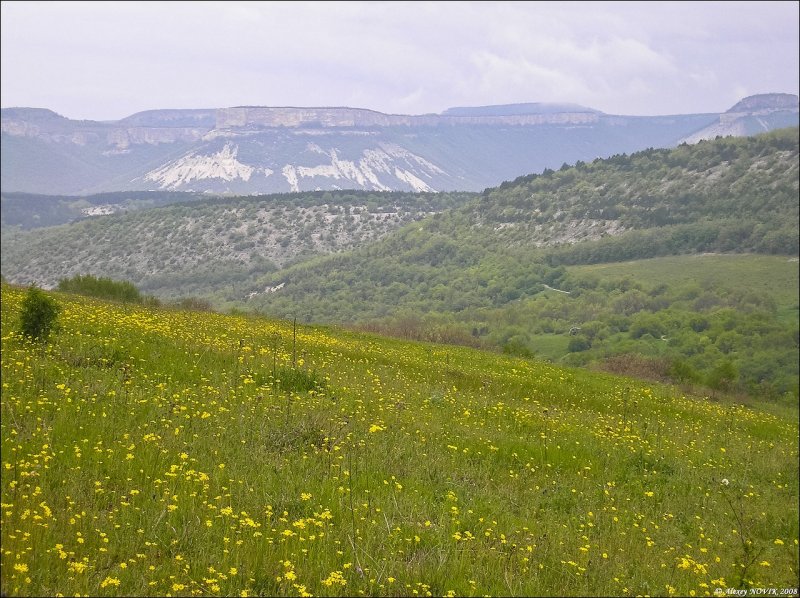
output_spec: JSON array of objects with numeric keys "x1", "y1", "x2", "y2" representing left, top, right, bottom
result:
[
  {"x1": 679, "y1": 93, "x2": 799, "y2": 143},
  {"x1": 2, "y1": 94, "x2": 796, "y2": 195}
]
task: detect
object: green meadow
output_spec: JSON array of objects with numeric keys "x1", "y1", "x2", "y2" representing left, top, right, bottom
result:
[
  {"x1": 569, "y1": 254, "x2": 800, "y2": 323},
  {"x1": 1, "y1": 284, "x2": 798, "y2": 596}
]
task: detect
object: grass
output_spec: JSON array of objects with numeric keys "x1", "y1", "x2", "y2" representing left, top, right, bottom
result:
[
  {"x1": 529, "y1": 333, "x2": 571, "y2": 361},
  {"x1": 569, "y1": 254, "x2": 800, "y2": 316},
  {"x1": 1, "y1": 284, "x2": 798, "y2": 597}
]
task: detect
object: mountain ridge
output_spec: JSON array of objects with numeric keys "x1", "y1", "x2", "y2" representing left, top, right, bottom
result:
[
  {"x1": 5, "y1": 93, "x2": 794, "y2": 133},
  {"x1": 2, "y1": 93, "x2": 797, "y2": 195}
]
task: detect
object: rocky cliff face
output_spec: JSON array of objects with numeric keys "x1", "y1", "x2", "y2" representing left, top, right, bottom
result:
[{"x1": 2, "y1": 95, "x2": 797, "y2": 195}]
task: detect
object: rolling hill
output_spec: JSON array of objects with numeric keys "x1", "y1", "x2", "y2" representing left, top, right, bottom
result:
[
  {"x1": 3, "y1": 128, "x2": 796, "y2": 297},
  {"x1": 232, "y1": 128, "x2": 798, "y2": 314}
]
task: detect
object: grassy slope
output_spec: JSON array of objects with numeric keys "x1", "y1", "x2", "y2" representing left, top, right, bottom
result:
[
  {"x1": 520, "y1": 254, "x2": 800, "y2": 360},
  {"x1": 568, "y1": 255, "x2": 800, "y2": 365},
  {"x1": 2, "y1": 285, "x2": 797, "y2": 597},
  {"x1": 569, "y1": 254, "x2": 800, "y2": 315}
]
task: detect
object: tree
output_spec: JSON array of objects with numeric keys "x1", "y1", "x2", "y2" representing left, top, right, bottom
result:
[{"x1": 19, "y1": 287, "x2": 60, "y2": 341}]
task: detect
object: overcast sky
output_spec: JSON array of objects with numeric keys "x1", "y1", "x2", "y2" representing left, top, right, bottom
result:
[{"x1": 1, "y1": 1, "x2": 798, "y2": 121}]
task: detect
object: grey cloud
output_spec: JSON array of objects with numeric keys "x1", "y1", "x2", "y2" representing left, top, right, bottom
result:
[{"x1": 1, "y1": 1, "x2": 797, "y2": 120}]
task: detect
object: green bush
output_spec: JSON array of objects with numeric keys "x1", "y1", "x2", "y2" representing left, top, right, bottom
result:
[
  {"x1": 706, "y1": 360, "x2": 739, "y2": 392},
  {"x1": 668, "y1": 358, "x2": 701, "y2": 383},
  {"x1": 502, "y1": 336, "x2": 534, "y2": 358},
  {"x1": 57, "y1": 274, "x2": 143, "y2": 303},
  {"x1": 19, "y1": 287, "x2": 60, "y2": 341},
  {"x1": 568, "y1": 336, "x2": 591, "y2": 352}
]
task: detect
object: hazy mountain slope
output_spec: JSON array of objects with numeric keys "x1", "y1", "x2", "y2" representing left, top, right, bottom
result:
[
  {"x1": 0, "y1": 108, "x2": 208, "y2": 194},
  {"x1": 3, "y1": 94, "x2": 796, "y2": 194},
  {"x1": 679, "y1": 93, "x2": 799, "y2": 143},
  {"x1": 1, "y1": 190, "x2": 209, "y2": 230}
]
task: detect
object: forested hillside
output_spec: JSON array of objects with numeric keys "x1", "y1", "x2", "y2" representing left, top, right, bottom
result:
[
  {"x1": 240, "y1": 129, "x2": 798, "y2": 316},
  {"x1": 478, "y1": 127, "x2": 798, "y2": 258},
  {"x1": 0, "y1": 190, "x2": 475, "y2": 297},
  {"x1": 0, "y1": 190, "x2": 209, "y2": 229}
]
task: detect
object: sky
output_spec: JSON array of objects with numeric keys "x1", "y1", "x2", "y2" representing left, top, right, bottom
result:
[{"x1": 1, "y1": 1, "x2": 798, "y2": 121}]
